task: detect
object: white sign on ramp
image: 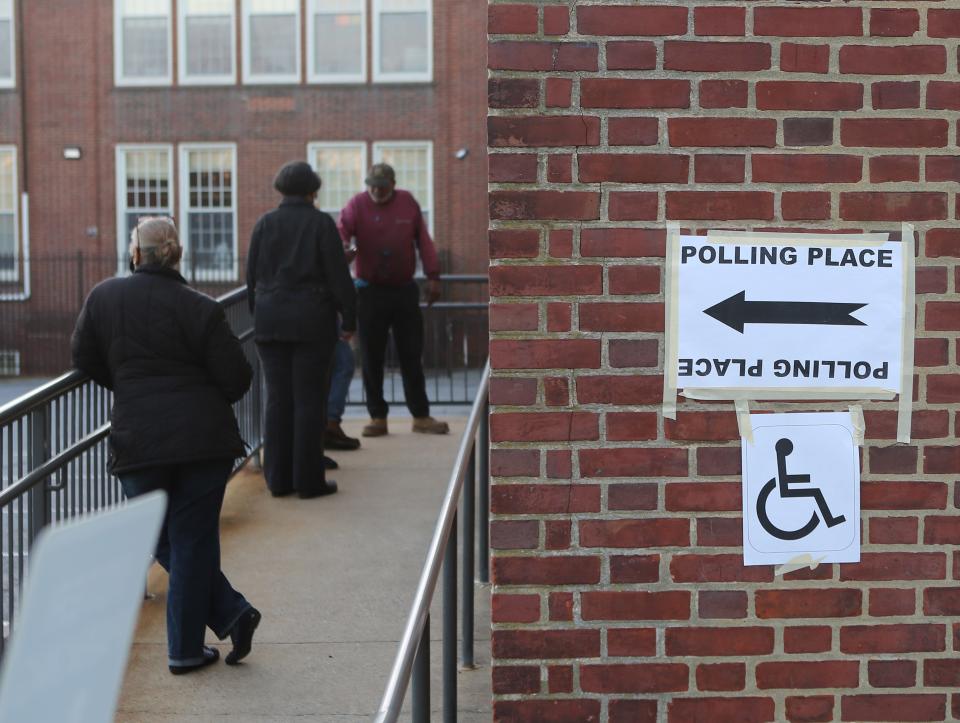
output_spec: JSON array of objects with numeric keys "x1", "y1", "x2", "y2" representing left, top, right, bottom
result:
[
  {"x1": 674, "y1": 233, "x2": 905, "y2": 396},
  {"x1": 742, "y1": 413, "x2": 859, "y2": 566},
  {"x1": 0, "y1": 491, "x2": 166, "y2": 723}
]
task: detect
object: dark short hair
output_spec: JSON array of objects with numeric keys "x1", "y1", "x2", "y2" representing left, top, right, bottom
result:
[{"x1": 273, "y1": 161, "x2": 322, "y2": 196}]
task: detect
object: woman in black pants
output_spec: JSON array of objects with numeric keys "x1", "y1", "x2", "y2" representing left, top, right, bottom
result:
[{"x1": 247, "y1": 162, "x2": 357, "y2": 498}]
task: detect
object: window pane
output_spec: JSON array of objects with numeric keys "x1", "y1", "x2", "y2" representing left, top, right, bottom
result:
[
  {"x1": 376, "y1": 146, "x2": 428, "y2": 208},
  {"x1": 250, "y1": 0, "x2": 296, "y2": 11},
  {"x1": 313, "y1": 13, "x2": 361, "y2": 75},
  {"x1": 0, "y1": 150, "x2": 14, "y2": 214},
  {"x1": 185, "y1": 0, "x2": 232, "y2": 13},
  {"x1": 123, "y1": 16, "x2": 168, "y2": 77},
  {"x1": 185, "y1": 15, "x2": 231, "y2": 76},
  {"x1": 0, "y1": 20, "x2": 11, "y2": 80},
  {"x1": 186, "y1": 148, "x2": 235, "y2": 275},
  {"x1": 250, "y1": 14, "x2": 297, "y2": 75},
  {"x1": 313, "y1": 146, "x2": 363, "y2": 215},
  {"x1": 380, "y1": 13, "x2": 427, "y2": 74},
  {"x1": 123, "y1": 149, "x2": 170, "y2": 212},
  {"x1": 188, "y1": 212, "x2": 233, "y2": 273}
]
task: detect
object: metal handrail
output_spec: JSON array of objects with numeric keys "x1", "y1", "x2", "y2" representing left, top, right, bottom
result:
[{"x1": 375, "y1": 360, "x2": 490, "y2": 723}]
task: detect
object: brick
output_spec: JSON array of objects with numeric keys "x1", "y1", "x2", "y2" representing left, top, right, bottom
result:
[
  {"x1": 491, "y1": 449, "x2": 540, "y2": 477},
  {"x1": 924, "y1": 659, "x2": 960, "y2": 686},
  {"x1": 545, "y1": 78, "x2": 572, "y2": 108},
  {"x1": 605, "y1": 338, "x2": 659, "y2": 367},
  {"x1": 491, "y1": 339, "x2": 600, "y2": 370},
  {"x1": 543, "y1": 377, "x2": 569, "y2": 408},
  {"x1": 869, "y1": 516, "x2": 918, "y2": 544},
  {"x1": 488, "y1": 41, "x2": 599, "y2": 72},
  {"x1": 697, "y1": 447, "x2": 741, "y2": 476},
  {"x1": 490, "y1": 265, "x2": 602, "y2": 296},
  {"x1": 873, "y1": 81, "x2": 921, "y2": 110},
  {"x1": 756, "y1": 589, "x2": 862, "y2": 619},
  {"x1": 869, "y1": 659, "x2": 916, "y2": 688},
  {"x1": 869, "y1": 155, "x2": 919, "y2": 182},
  {"x1": 491, "y1": 411, "x2": 598, "y2": 442},
  {"x1": 784, "y1": 626, "x2": 831, "y2": 654},
  {"x1": 696, "y1": 517, "x2": 742, "y2": 547},
  {"x1": 667, "y1": 191, "x2": 775, "y2": 220},
  {"x1": 545, "y1": 304, "x2": 570, "y2": 334},
  {"x1": 840, "y1": 192, "x2": 946, "y2": 221},
  {"x1": 666, "y1": 482, "x2": 740, "y2": 511},
  {"x1": 667, "y1": 626, "x2": 773, "y2": 656},
  {"x1": 547, "y1": 664, "x2": 572, "y2": 693},
  {"x1": 581, "y1": 518, "x2": 689, "y2": 548},
  {"x1": 840, "y1": 624, "x2": 946, "y2": 653},
  {"x1": 608, "y1": 192, "x2": 658, "y2": 221},
  {"x1": 757, "y1": 81, "x2": 863, "y2": 111},
  {"x1": 841, "y1": 553, "x2": 946, "y2": 581},
  {"x1": 582, "y1": 663, "x2": 688, "y2": 694},
  {"x1": 606, "y1": 41, "x2": 656, "y2": 71},
  {"x1": 695, "y1": 154, "x2": 745, "y2": 183},
  {"x1": 694, "y1": 7, "x2": 745, "y2": 37},
  {"x1": 927, "y1": 302, "x2": 960, "y2": 330},
  {"x1": 871, "y1": 9, "x2": 920, "y2": 37},
  {"x1": 491, "y1": 484, "x2": 600, "y2": 514},
  {"x1": 669, "y1": 117, "x2": 777, "y2": 147},
  {"x1": 582, "y1": 591, "x2": 691, "y2": 621},
  {"x1": 579, "y1": 302, "x2": 663, "y2": 332},
  {"x1": 581, "y1": 227, "x2": 664, "y2": 257},
  {"x1": 840, "y1": 45, "x2": 946, "y2": 75},
  {"x1": 492, "y1": 593, "x2": 540, "y2": 623},
  {"x1": 490, "y1": 190, "x2": 600, "y2": 221},
  {"x1": 697, "y1": 662, "x2": 745, "y2": 691},
  {"x1": 927, "y1": 81, "x2": 960, "y2": 110},
  {"x1": 576, "y1": 6, "x2": 688, "y2": 36},
  {"x1": 543, "y1": 5, "x2": 569, "y2": 35},
  {"x1": 547, "y1": 154, "x2": 571, "y2": 183},
  {"x1": 926, "y1": 517, "x2": 960, "y2": 543},
  {"x1": 861, "y1": 481, "x2": 947, "y2": 510},
  {"x1": 916, "y1": 269, "x2": 948, "y2": 296},
  {"x1": 929, "y1": 9, "x2": 960, "y2": 38},
  {"x1": 924, "y1": 446, "x2": 960, "y2": 473},
  {"x1": 494, "y1": 700, "x2": 600, "y2": 723},
  {"x1": 545, "y1": 520, "x2": 570, "y2": 550},
  {"x1": 782, "y1": 192, "x2": 830, "y2": 221},
  {"x1": 758, "y1": 661, "x2": 859, "y2": 689},
  {"x1": 928, "y1": 375, "x2": 960, "y2": 402},
  {"x1": 488, "y1": 4, "x2": 538, "y2": 34},
  {"x1": 607, "y1": 627, "x2": 656, "y2": 656},
  {"x1": 493, "y1": 556, "x2": 601, "y2": 586},
  {"x1": 490, "y1": 228, "x2": 540, "y2": 259},
  {"x1": 786, "y1": 696, "x2": 833, "y2": 723},
  {"x1": 489, "y1": 77, "x2": 539, "y2": 109},
  {"x1": 608, "y1": 265, "x2": 660, "y2": 295},
  {"x1": 492, "y1": 665, "x2": 540, "y2": 694},
  {"x1": 489, "y1": 153, "x2": 538, "y2": 183},
  {"x1": 548, "y1": 229, "x2": 572, "y2": 258},
  {"x1": 490, "y1": 377, "x2": 537, "y2": 406},
  {"x1": 489, "y1": 303, "x2": 538, "y2": 331},
  {"x1": 488, "y1": 116, "x2": 600, "y2": 147},
  {"x1": 754, "y1": 7, "x2": 862, "y2": 37},
  {"x1": 669, "y1": 698, "x2": 775, "y2": 723},
  {"x1": 841, "y1": 119, "x2": 948, "y2": 148},
  {"x1": 608, "y1": 117, "x2": 659, "y2": 146},
  {"x1": 577, "y1": 375, "x2": 662, "y2": 404},
  {"x1": 609, "y1": 700, "x2": 657, "y2": 723},
  {"x1": 666, "y1": 411, "x2": 738, "y2": 441},
  {"x1": 780, "y1": 43, "x2": 829, "y2": 73},
  {"x1": 925, "y1": 587, "x2": 960, "y2": 615},
  {"x1": 581, "y1": 79, "x2": 690, "y2": 109},
  {"x1": 665, "y1": 41, "x2": 770, "y2": 71},
  {"x1": 549, "y1": 591, "x2": 573, "y2": 621},
  {"x1": 610, "y1": 554, "x2": 660, "y2": 583},
  {"x1": 753, "y1": 154, "x2": 862, "y2": 183},
  {"x1": 671, "y1": 554, "x2": 774, "y2": 583},
  {"x1": 581, "y1": 448, "x2": 688, "y2": 478},
  {"x1": 869, "y1": 445, "x2": 918, "y2": 474},
  {"x1": 784, "y1": 117, "x2": 834, "y2": 146},
  {"x1": 927, "y1": 155, "x2": 960, "y2": 182},
  {"x1": 699, "y1": 590, "x2": 747, "y2": 619},
  {"x1": 699, "y1": 79, "x2": 748, "y2": 109},
  {"x1": 606, "y1": 412, "x2": 659, "y2": 441},
  {"x1": 579, "y1": 153, "x2": 689, "y2": 183},
  {"x1": 608, "y1": 484, "x2": 658, "y2": 511},
  {"x1": 841, "y1": 694, "x2": 945, "y2": 722}
]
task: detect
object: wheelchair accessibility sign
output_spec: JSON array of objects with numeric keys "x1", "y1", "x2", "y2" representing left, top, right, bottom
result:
[{"x1": 742, "y1": 412, "x2": 860, "y2": 566}]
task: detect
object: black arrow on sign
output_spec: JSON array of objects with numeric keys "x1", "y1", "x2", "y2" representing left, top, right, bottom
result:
[{"x1": 704, "y1": 290, "x2": 867, "y2": 334}]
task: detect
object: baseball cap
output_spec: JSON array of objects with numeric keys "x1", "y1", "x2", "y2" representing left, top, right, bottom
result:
[{"x1": 365, "y1": 163, "x2": 396, "y2": 188}]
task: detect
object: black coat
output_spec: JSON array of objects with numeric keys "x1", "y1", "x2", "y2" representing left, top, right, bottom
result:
[
  {"x1": 246, "y1": 197, "x2": 357, "y2": 342},
  {"x1": 71, "y1": 265, "x2": 252, "y2": 473}
]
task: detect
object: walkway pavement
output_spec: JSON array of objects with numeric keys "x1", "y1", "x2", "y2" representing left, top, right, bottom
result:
[{"x1": 115, "y1": 416, "x2": 491, "y2": 722}]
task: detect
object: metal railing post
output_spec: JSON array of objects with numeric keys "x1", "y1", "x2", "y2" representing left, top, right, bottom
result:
[
  {"x1": 411, "y1": 615, "x2": 430, "y2": 723},
  {"x1": 461, "y1": 445, "x2": 475, "y2": 668},
  {"x1": 477, "y1": 398, "x2": 490, "y2": 584},
  {"x1": 442, "y1": 509, "x2": 457, "y2": 723},
  {"x1": 27, "y1": 407, "x2": 51, "y2": 543}
]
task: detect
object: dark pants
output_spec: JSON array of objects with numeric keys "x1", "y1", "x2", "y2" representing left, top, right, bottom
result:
[
  {"x1": 118, "y1": 460, "x2": 250, "y2": 666},
  {"x1": 357, "y1": 282, "x2": 429, "y2": 419},
  {"x1": 258, "y1": 340, "x2": 334, "y2": 494}
]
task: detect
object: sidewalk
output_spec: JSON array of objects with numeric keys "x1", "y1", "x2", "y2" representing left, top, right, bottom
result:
[{"x1": 115, "y1": 416, "x2": 491, "y2": 722}]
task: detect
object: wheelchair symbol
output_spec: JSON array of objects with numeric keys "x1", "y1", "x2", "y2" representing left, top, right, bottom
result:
[{"x1": 756, "y1": 438, "x2": 846, "y2": 541}]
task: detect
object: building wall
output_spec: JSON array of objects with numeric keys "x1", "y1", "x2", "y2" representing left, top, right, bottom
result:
[{"x1": 488, "y1": 2, "x2": 960, "y2": 721}]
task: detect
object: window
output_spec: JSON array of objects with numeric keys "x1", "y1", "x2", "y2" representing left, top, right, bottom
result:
[
  {"x1": 115, "y1": 145, "x2": 174, "y2": 272},
  {"x1": 180, "y1": 144, "x2": 237, "y2": 280},
  {"x1": 373, "y1": 0, "x2": 431, "y2": 82},
  {"x1": 0, "y1": 0, "x2": 14, "y2": 89},
  {"x1": 178, "y1": 0, "x2": 235, "y2": 85},
  {"x1": 308, "y1": 142, "x2": 366, "y2": 221},
  {"x1": 114, "y1": 0, "x2": 172, "y2": 86},
  {"x1": 243, "y1": 0, "x2": 300, "y2": 84},
  {"x1": 0, "y1": 146, "x2": 17, "y2": 278},
  {"x1": 308, "y1": 0, "x2": 364, "y2": 83},
  {"x1": 373, "y1": 141, "x2": 432, "y2": 230}
]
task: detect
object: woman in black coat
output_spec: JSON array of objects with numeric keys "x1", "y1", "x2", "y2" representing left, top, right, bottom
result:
[
  {"x1": 72, "y1": 217, "x2": 260, "y2": 674},
  {"x1": 246, "y1": 161, "x2": 357, "y2": 498}
]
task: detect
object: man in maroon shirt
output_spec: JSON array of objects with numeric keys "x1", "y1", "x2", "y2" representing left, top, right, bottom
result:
[{"x1": 338, "y1": 163, "x2": 449, "y2": 436}]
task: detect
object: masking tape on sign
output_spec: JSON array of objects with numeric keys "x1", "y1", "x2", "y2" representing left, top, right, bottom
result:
[
  {"x1": 707, "y1": 230, "x2": 889, "y2": 247},
  {"x1": 680, "y1": 387, "x2": 897, "y2": 402},
  {"x1": 897, "y1": 222, "x2": 916, "y2": 444},
  {"x1": 849, "y1": 404, "x2": 865, "y2": 447},
  {"x1": 735, "y1": 399, "x2": 753, "y2": 444},
  {"x1": 663, "y1": 222, "x2": 681, "y2": 421}
]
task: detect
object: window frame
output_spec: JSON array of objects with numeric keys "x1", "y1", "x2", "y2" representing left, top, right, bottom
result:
[
  {"x1": 0, "y1": 145, "x2": 19, "y2": 281},
  {"x1": 241, "y1": 0, "x2": 302, "y2": 85},
  {"x1": 306, "y1": 0, "x2": 366, "y2": 85},
  {"x1": 115, "y1": 143, "x2": 175, "y2": 276},
  {"x1": 178, "y1": 142, "x2": 239, "y2": 281},
  {"x1": 0, "y1": 0, "x2": 16, "y2": 90},
  {"x1": 307, "y1": 141, "x2": 367, "y2": 218},
  {"x1": 177, "y1": 0, "x2": 236, "y2": 86},
  {"x1": 113, "y1": 0, "x2": 173, "y2": 87},
  {"x1": 371, "y1": 0, "x2": 433, "y2": 84},
  {"x1": 371, "y1": 140, "x2": 433, "y2": 233}
]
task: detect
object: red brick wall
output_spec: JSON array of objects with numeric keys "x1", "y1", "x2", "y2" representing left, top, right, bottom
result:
[{"x1": 488, "y1": 3, "x2": 960, "y2": 721}]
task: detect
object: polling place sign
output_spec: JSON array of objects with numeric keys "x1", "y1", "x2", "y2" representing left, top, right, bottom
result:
[{"x1": 670, "y1": 232, "x2": 906, "y2": 399}]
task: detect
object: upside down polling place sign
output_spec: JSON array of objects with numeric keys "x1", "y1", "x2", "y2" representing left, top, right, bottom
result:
[{"x1": 672, "y1": 234, "x2": 906, "y2": 396}]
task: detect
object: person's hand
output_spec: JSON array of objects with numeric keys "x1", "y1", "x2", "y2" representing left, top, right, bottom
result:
[
  {"x1": 344, "y1": 245, "x2": 358, "y2": 263},
  {"x1": 341, "y1": 331, "x2": 354, "y2": 342},
  {"x1": 426, "y1": 279, "x2": 441, "y2": 306}
]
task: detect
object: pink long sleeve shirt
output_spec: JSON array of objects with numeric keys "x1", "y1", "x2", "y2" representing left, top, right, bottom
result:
[{"x1": 338, "y1": 189, "x2": 440, "y2": 285}]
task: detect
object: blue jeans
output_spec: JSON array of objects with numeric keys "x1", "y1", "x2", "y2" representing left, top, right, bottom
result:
[
  {"x1": 327, "y1": 338, "x2": 354, "y2": 424},
  {"x1": 119, "y1": 460, "x2": 251, "y2": 666}
]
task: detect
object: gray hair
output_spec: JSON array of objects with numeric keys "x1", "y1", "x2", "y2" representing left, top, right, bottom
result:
[{"x1": 129, "y1": 217, "x2": 181, "y2": 268}]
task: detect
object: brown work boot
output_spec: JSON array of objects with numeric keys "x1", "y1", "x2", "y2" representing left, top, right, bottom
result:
[
  {"x1": 362, "y1": 418, "x2": 388, "y2": 437},
  {"x1": 412, "y1": 416, "x2": 449, "y2": 435},
  {"x1": 326, "y1": 421, "x2": 361, "y2": 450}
]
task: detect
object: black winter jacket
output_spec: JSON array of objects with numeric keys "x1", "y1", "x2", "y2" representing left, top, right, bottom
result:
[
  {"x1": 246, "y1": 197, "x2": 357, "y2": 342},
  {"x1": 71, "y1": 265, "x2": 252, "y2": 473}
]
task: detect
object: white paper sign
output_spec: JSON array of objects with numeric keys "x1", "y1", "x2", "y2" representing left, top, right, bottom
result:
[
  {"x1": 742, "y1": 413, "x2": 860, "y2": 566},
  {"x1": 675, "y1": 235, "x2": 904, "y2": 395}
]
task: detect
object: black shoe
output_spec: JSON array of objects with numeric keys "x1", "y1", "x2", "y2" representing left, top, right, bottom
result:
[
  {"x1": 326, "y1": 422, "x2": 361, "y2": 450},
  {"x1": 297, "y1": 480, "x2": 338, "y2": 499},
  {"x1": 225, "y1": 607, "x2": 261, "y2": 666},
  {"x1": 169, "y1": 645, "x2": 220, "y2": 675},
  {"x1": 270, "y1": 487, "x2": 293, "y2": 498},
  {"x1": 324, "y1": 455, "x2": 339, "y2": 470}
]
